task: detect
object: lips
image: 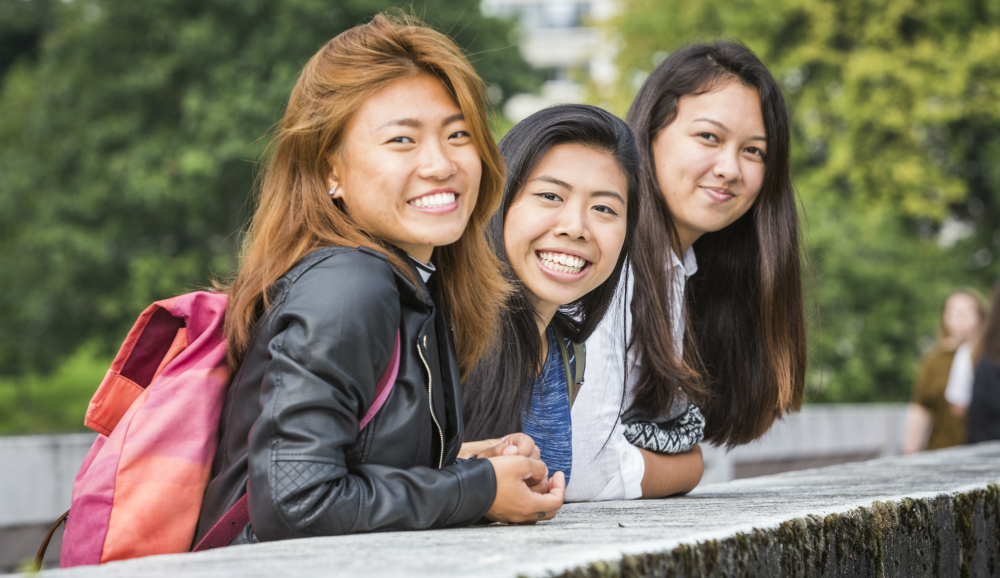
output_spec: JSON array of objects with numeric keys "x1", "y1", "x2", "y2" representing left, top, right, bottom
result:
[
  {"x1": 700, "y1": 186, "x2": 735, "y2": 203},
  {"x1": 409, "y1": 191, "x2": 457, "y2": 209},
  {"x1": 407, "y1": 189, "x2": 460, "y2": 213},
  {"x1": 536, "y1": 250, "x2": 590, "y2": 275}
]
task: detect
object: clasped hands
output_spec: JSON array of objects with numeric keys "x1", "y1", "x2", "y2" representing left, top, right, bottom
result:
[{"x1": 459, "y1": 433, "x2": 565, "y2": 524}]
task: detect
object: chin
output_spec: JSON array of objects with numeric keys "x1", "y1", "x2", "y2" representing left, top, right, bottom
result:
[{"x1": 422, "y1": 232, "x2": 467, "y2": 249}]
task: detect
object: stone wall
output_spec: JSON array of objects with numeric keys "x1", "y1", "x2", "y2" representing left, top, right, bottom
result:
[
  {"x1": 566, "y1": 485, "x2": 1000, "y2": 577},
  {"x1": 23, "y1": 442, "x2": 1000, "y2": 578}
]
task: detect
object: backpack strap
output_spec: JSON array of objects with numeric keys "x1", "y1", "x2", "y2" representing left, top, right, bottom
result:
[
  {"x1": 191, "y1": 494, "x2": 250, "y2": 552},
  {"x1": 192, "y1": 330, "x2": 401, "y2": 552},
  {"x1": 359, "y1": 332, "x2": 401, "y2": 430},
  {"x1": 571, "y1": 340, "x2": 586, "y2": 389},
  {"x1": 551, "y1": 324, "x2": 585, "y2": 408}
]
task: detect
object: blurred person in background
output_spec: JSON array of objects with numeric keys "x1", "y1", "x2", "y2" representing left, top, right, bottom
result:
[
  {"x1": 903, "y1": 289, "x2": 986, "y2": 453},
  {"x1": 967, "y1": 283, "x2": 1000, "y2": 443},
  {"x1": 943, "y1": 290, "x2": 988, "y2": 417}
]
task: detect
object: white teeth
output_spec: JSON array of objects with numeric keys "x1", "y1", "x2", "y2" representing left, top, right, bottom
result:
[
  {"x1": 537, "y1": 251, "x2": 587, "y2": 274},
  {"x1": 410, "y1": 193, "x2": 456, "y2": 208}
]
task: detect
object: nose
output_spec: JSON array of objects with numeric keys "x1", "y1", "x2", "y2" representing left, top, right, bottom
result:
[
  {"x1": 553, "y1": 203, "x2": 589, "y2": 241},
  {"x1": 713, "y1": 147, "x2": 742, "y2": 184},
  {"x1": 417, "y1": 140, "x2": 458, "y2": 181}
]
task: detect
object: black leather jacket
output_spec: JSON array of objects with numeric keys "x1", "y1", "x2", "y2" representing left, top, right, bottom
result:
[{"x1": 194, "y1": 246, "x2": 496, "y2": 544}]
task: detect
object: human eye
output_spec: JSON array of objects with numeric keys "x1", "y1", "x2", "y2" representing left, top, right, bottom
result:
[
  {"x1": 697, "y1": 132, "x2": 719, "y2": 143},
  {"x1": 593, "y1": 204, "x2": 619, "y2": 216},
  {"x1": 535, "y1": 192, "x2": 562, "y2": 202},
  {"x1": 745, "y1": 146, "x2": 766, "y2": 159},
  {"x1": 386, "y1": 136, "x2": 416, "y2": 145},
  {"x1": 448, "y1": 130, "x2": 471, "y2": 140}
]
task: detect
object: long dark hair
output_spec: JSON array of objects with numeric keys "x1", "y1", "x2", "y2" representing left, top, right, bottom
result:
[
  {"x1": 625, "y1": 41, "x2": 807, "y2": 447},
  {"x1": 974, "y1": 283, "x2": 1000, "y2": 365},
  {"x1": 463, "y1": 104, "x2": 641, "y2": 440}
]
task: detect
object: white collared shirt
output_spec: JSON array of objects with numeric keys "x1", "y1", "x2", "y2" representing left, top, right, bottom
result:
[
  {"x1": 409, "y1": 256, "x2": 436, "y2": 283},
  {"x1": 945, "y1": 341, "x2": 974, "y2": 408},
  {"x1": 565, "y1": 246, "x2": 697, "y2": 502}
]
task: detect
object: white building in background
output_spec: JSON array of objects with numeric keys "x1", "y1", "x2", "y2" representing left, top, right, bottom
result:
[{"x1": 481, "y1": 0, "x2": 618, "y2": 121}]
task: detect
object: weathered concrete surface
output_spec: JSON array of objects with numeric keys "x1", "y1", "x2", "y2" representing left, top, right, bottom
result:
[{"x1": 26, "y1": 442, "x2": 1000, "y2": 578}]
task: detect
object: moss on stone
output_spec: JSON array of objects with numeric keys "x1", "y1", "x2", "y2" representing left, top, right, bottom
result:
[{"x1": 552, "y1": 484, "x2": 1000, "y2": 578}]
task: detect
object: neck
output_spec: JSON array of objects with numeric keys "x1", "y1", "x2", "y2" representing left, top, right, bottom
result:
[
  {"x1": 391, "y1": 242, "x2": 433, "y2": 264},
  {"x1": 675, "y1": 232, "x2": 699, "y2": 258},
  {"x1": 530, "y1": 299, "x2": 558, "y2": 370},
  {"x1": 941, "y1": 336, "x2": 966, "y2": 351},
  {"x1": 532, "y1": 301, "x2": 558, "y2": 337}
]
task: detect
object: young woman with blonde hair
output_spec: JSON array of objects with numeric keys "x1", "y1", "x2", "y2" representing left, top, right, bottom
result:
[{"x1": 194, "y1": 14, "x2": 563, "y2": 546}]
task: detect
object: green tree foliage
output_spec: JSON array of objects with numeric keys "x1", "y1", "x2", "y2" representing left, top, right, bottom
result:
[
  {"x1": 0, "y1": 0, "x2": 536, "y2": 432},
  {"x1": 0, "y1": 0, "x2": 536, "y2": 377},
  {"x1": 0, "y1": 0, "x2": 52, "y2": 84},
  {"x1": 599, "y1": 0, "x2": 1000, "y2": 402}
]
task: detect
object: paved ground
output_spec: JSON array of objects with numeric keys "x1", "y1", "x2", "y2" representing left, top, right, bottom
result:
[{"x1": 28, "y1": 442, "x2": 1000, "y2": 578}]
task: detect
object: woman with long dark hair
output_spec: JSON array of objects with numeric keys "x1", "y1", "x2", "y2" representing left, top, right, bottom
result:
[
  {"x1": 461, "y1": 104, "x2": 640, "y2": 483},
  {"x1": 568, "y1": 41, "x2": 807, "y2": 501},
  {"x1": 968, "y1": 283, "x2": 1000, "y2": 443},
  {"x1": 194, "y1": 14, "x2": 564, "y2": 546}
]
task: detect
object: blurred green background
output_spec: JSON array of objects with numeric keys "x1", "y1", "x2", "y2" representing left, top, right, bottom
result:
[{"x1": 0, "y1": 0, "x2": 997, "y2": 434}]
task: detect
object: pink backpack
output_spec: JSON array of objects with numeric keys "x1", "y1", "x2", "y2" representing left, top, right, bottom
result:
[{"x1": 52, "y1": 291, "x2": 400, "y2": 568}]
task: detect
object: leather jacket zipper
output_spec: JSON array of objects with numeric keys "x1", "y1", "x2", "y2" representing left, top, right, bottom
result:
[{"x1": 417, "y1": 336, "x2": 445, "y2": 469}]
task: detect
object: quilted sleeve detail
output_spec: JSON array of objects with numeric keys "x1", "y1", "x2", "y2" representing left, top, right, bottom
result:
[
  {"x1": 245, "y1": 251, "x2": 495, "y2": 540},
  {"x1": 269, "y1": 460, "x2": 357, "y2": 536}
]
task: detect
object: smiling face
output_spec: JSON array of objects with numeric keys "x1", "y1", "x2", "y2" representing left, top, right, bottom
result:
[
  {"x1": 943, "y1": 293, "x2": 982, "y2": 343},
  {"x1": 503, "y1": 143, "x2": 628, "y2": 324},
  {"x1": 330, "y1": 74, "x2": 481, "y2": 263},
  {"x1": 652, "y1": 79, "x2": 767, "y2": 253}
]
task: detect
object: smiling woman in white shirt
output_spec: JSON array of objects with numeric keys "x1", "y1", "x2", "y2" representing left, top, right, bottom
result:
[{"x1": 567, "y1": 41, "x2": 808, "y2": 501}]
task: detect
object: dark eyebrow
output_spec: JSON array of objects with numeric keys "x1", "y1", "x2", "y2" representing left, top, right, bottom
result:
[
  {"x1": 378, "y1": 113, "x2": 465, "y2": 131},
  {"x1": 591, "y1": 190, "x2": 626, "y2": 205},
  {"x1": 529, "y1": 175, "x2": 572, "y2": 189},
  {"x1": 378, "y1": 118, "x2": 421, "y2": 130},
  {"x1": 694, "y1": 117, "x2": 766, "y2": 142}
]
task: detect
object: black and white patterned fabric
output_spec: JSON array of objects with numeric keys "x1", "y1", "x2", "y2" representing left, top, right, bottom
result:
[{"x1": 623, "y1": 403, "x2": 705, "y2": 454}]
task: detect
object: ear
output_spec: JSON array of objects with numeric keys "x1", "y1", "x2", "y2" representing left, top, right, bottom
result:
[
  {"x1": 327, "y1": 173, "x2": 343, "y2": 199},
  {"x1": 326, "y1": 152, "x2": 346, "y2": 199}
]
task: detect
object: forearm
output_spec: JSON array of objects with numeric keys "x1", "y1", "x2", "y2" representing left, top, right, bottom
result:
[
  {"x1": 249, "y1": 459, "x2": 496, "y2": 540},
  {"x1": 902, "y1": 403, "x2": 931, "y2": 454},
  {"x1": 638, "y1": 445, "x2": 703, "y2": 498}
]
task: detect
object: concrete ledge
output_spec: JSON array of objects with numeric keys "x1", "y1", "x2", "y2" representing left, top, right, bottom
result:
[
  {"x1": 26, "y1": 442, "x2": 1000, "y2": 578},
  {"x1": 565, "y1": 485, "x2": 1000, "y2": 577}
]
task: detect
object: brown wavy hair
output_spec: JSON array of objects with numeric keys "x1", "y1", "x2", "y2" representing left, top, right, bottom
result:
[
  {"x1": 625, "y1": 41, "x2": 807, "y2": 447},
  {"x1": 222, "y1": 13, "x2": 509, "y2": 378}
]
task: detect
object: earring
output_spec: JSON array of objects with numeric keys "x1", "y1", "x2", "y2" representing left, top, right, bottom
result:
[{"x1": 328, "y1": 186, "x2": 338, "y2": 196}]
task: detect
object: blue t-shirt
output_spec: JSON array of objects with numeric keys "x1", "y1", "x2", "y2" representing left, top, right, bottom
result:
[{"x1": 521, "y1": 326, "x2": 574, "y2": 484}]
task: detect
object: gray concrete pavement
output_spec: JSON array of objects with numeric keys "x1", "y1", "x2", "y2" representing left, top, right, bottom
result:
[{"x1": 26, "y1": 441, "x2": 1000, "y2": 578}]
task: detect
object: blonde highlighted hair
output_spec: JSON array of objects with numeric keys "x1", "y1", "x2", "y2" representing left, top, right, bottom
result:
[{"x1": 223, "y1": 13, "x2": 509, "y2": 377}]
